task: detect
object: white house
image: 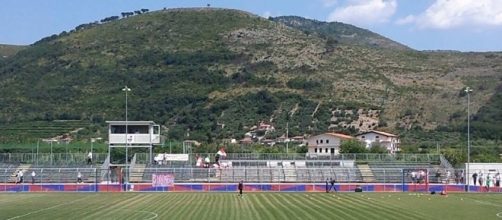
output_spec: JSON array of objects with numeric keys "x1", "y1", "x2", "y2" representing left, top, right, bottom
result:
[
  {"x1": 307, "y1": 133, "x2": 353, "y2": 155},
  {"x1": 356, "y1": 130, "x2": 400, "y2": 154}
]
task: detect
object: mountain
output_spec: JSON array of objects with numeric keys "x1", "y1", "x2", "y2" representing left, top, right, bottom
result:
[
  {"x1": 0, "y1": 8, "x2": 501, "y2": 145},
  {"x1": 270, "y1": 16, "x2": 410, "y2": 51},
  {"x1": 0, "y1": 44, "x2": 26, "y2": 60}
]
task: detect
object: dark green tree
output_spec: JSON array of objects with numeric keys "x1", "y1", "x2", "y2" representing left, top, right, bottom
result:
[{"x1": 339, "y1": 139, "x2": 367, "y2": 153}]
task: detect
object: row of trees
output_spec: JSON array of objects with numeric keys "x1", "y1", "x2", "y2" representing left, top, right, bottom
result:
[
  {"x1": 100, "y1": 16, "x2": 119, "y2": 23},
  {"x1": 72, "y1": 8, "x2": 150, "y2": 32},
  {"x1": 121, "y1": 9, "x2": 149, "y2": 18},
  {"x1": 339, "y1": 139, "x2": 388, "y2": 154}
]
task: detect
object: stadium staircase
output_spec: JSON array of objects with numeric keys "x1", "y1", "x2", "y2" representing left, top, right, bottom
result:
[
  {"x1": 283, "y1": 162, "x2": 297, "y2": 182},
  {"x1": 357, "y1": 164, "x2": 375, "y2": 182},
  {"x1": 130, "y1": 164, "x2": 146, "y2": 183}
]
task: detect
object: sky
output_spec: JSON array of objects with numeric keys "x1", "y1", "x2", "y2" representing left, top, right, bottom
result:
[{"x1": 1, "y1": 0, "x2": 502, "y2": 52}]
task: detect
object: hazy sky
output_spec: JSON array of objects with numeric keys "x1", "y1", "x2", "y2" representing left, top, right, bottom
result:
[{"x1": 1, "y1": 0, "x2": 502, "y2": 51}]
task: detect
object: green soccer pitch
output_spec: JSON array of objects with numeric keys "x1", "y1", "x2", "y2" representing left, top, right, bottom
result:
[{"x1": 1, "y1": 192, "x2": 501, "y2": 220}]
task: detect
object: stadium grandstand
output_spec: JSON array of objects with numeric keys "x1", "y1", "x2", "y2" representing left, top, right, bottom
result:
[{"x1": 1, "y1": 152, "x2": 456, "y2": 184}]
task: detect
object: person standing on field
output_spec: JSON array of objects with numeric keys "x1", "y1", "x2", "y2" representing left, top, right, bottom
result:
[
  {"x1": 478, "y1": 172, "x2": 484, "y2": 187},
  {"x1": 77, "y1": 172, "x2": 83, "y2": 183},
  {"x1": 18, "y1": 170, "x2": 24, "y2": 183},
  {"x1": 330, "y1": 177, "x2": 337, "y2": 192},
  {"x1": 472, "y1": 172, "x2": 478, "y2": 185},
  {"x1": 238, "y1": 180, "x2": 244, "y2": 197},
  {"x1": 87, "y1": 152, "x2": 92, "y2": 165},
  {"x1": 31, "y1": 171, "x2": 36, "y2": 184}
]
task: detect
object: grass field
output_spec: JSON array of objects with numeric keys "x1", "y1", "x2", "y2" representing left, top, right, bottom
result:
[{"x1": 0, "y1": 192, "x2": 501, "y2": 220}]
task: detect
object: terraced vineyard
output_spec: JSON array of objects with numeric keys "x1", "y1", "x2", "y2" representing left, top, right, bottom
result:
[{"x1": 0, "y1": 120, "x2": 90, "y2": 143}]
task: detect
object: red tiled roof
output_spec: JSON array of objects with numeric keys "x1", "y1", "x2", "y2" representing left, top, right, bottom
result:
[
  {"x1": 358, "y1": 130, "x2": 397, "y2": 137},
  {"x1": 325, "y1": 133, "x2": 354, "y2": 139}
]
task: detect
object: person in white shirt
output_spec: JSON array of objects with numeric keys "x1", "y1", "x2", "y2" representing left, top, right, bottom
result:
[
  {"x1": 77, "y1": 172, "x2": 82, "y2": 183},
  {"x1": 87, "y1": 152, "x2": 93, "y2": 165},
  {"x1": 411, "y1": 171, "x2": 417, "y2": 183},
  {"x1": 18, "y1": 170, "x2": 24, "y2": 183},
  {"x1": 31, "y1": 171, "x2": 36, "y2": 184},
  {"x1": 204, "y1": 156, "x2": 210, "y2": 168},
  {"x1": 478, "y1": 172, "x2": 484, "y2": 186}
]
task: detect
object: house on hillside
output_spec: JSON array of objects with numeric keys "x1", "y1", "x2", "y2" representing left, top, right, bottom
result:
[
  {"x1": 356, "y1": 130, "x2": 400, "y2": 154},
  {"x1": 239, "y1": 136, "x2": 253, "y2": 145},
  {"x1": 257, "y1": 121, "x2": 275, "y2": 131},
  {"x1": 306, "y1": 133, "x2": 353, "y2": 156},
  {"x1": 291, "y1": 136, "x2": 306, "y2": 143}
]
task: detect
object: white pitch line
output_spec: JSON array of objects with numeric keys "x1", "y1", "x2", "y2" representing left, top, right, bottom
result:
[
  {"x1": 136, "y1": 210, "x2": 158, "y2": 220},
  {"x1": 474, "y1": 200, "x2": 502, "y2": 208},
  {"x1": 6, "y1": 196, "x2": 90, "y2": 220},
  {"x1": 472, "y1": 199, "x2": 502, "y2": 218}
]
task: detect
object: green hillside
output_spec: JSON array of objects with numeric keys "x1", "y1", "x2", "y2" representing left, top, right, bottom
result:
[
  {"x1": 0, "y1": 44, "x2": 26, "y2": 59},
  {"x1": 0, "y1": 8, "x2": 501, "y2": 150},
  {"x1": 271, "y1": 16, "x2": 410, "y2": 51}
]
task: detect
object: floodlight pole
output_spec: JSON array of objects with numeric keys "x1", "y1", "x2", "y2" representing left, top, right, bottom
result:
[
  {"x1": 36, "y1": 139, "x2": 39, "y2": 166},
  {"x1": 465, "y1": 87, "x2": 473, "y2": 192},
  {"x1": 91, "y1": 138, "x2": 94, "y2": 157},
  {"x1": 50, "y1": 140, "x2": 53, "y2": 166},
  {"x1": 122, "y1": 86, "x2": 131, "y2": 184},
  {"x1": 286, "y1": 122, "x2": 289, "y2": 155}
]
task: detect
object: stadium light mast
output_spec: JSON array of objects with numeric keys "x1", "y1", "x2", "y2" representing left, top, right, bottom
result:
[
  {"x1": 286, "y1": 122, "x2": 289, "y2": 155},
  {"x1": 465, "y1": 87, "x2": 473, "y2": 192},
  {"x1": 122, "y1": 86, "x2": 131, "y2": 184}
]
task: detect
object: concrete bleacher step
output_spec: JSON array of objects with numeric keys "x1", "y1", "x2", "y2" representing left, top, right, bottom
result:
[
  {"x1": 284, "y1": 168, "x2": 297, "y2": 182},
  {"x1": 130, "y1": 164, "x2": 146, "y2": 182},
  {"x1": 358, "y1": 164, "x2": 376, "y2": 182}
]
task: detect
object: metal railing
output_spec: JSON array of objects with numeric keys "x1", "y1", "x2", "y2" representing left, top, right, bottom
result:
[
  {"x1": 0, "y1": 153, "x2": 108, "y2": 165},
  {"x1": 135, "y1": 153, "x2": 441, "y2": 163},
  {"x1": 0, "y1": 153, "x2": 441, "y2": 164},
  {"x1": 1, "y1": 167, "x2": 474, "y2": 185}
]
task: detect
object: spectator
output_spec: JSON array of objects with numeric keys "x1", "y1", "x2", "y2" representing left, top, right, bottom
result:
[
  {"x1": 18, "y1": 170, "x2": 24, "y2": 184},
  {"x1": 195, "y1": 154, "x2": 202, "y2": 167},
  {"x1": 87, "y1": 152, "x2": 92, "y2": 165},
  {"x1": 31, "y1": 171, "x2": 36, "y2": 184},
  {"x1": 419, "y1": 170, "x2": 425, "y2": 184},
  {"x1": 493, "y1": 173, "x2": 500, "y2": 187},
  {"x1": 325, "y1": 178, "x2": 329, "y2": 193},
  {"x1": 478, "y1": 172, "x2": 484, "y2": 187},
  {"x1": 486, "y1": 173, "x2": 492, "y2": 189},
  {"x1": 472, "y1": 172, "x2": 478, "y2": 185},
  {"x1": 460, "y1": 170, "x2": 464, "y2": 184},
  {"x1": 14, "y1": 170, "x2": 19, "y2": 184},
  {"x1": 434, "y1": 170, "x2": 440, "y2": 183},
  {"x1": 215, "y1": 153, "x2": 220, "y2": 167},
  {"x1": 454, "y1": 171, "x2": 460, "y2": 184},
  {"x1": 204, "y1": 156, "x2": 210, "y2": 168},
  {"x1": 411, "y1": 171, "x2": 417, "y2": 183},
  {"x1": 77, "y1": 172, "x2": 83, "y2": 183}
]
